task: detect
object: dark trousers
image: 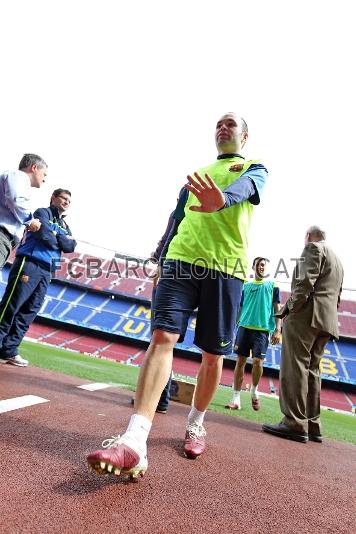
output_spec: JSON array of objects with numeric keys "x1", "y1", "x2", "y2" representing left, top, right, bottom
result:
[
  {"x1": 157, "y1": 373, "x2": 172, "y2": 410},
  {"x1": 0, "y1": 256, "x2": 50, "y2": 359},
  {"x1": 279, "y1": 303, "x2": 330, "y2": 434}
]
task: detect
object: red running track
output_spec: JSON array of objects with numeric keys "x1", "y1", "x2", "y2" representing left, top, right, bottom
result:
[{"x1": 0, "y1": 365, "x2": 355, "y2": 534}]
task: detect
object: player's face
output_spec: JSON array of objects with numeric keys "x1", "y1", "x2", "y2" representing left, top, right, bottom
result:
[
  {"x1": 215, "y1": 113, "x2": 247, "y2": 152},
  {"x1": 216, "y1": 114, "x2": 238, "y2": 144},
  {"x1": 254, "y1": 259, "x2": 266, "y2": 278}
]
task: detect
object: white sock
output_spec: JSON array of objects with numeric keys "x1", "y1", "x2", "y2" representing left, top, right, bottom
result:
[
  {"x1": 251, "y1": 385, "x2": 259, "y2": 397},
  {"x1": 188, "y1": 406, "x2": 206, "y2": 426},
  {"x1": 125, "y1": 414, "x2": 152, "y2": 445},
  {"x1": 233, "y1": 390, "x2": 241, "y2": 403}
]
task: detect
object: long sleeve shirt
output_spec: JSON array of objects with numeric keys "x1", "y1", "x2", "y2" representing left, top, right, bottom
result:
[
  {"x1": 222, "y1": 163, "x2": 267, "y2": 207},
  {"x1": 0, "y1": 170, "x2": 33, "y2": 244}
]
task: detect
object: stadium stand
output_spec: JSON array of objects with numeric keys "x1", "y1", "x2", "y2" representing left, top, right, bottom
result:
[
  {"x1": 2, "y1": 247, "x2": 356, "y2": 391},
  {"x1": 26, "y1": 322, "x2": 143, "y2": 360},
  {"x1": 53, "y1": 251, "x2": 155, "y2": 298},
  {"x1": 7, "y1": 248, "x2": 356, "y2": 324},
  {"x1": 53, "y1": 253, "x2": 356, "y2": 336}
]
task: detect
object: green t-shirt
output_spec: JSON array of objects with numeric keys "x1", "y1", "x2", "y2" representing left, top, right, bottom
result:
[
  {"x1": 239, "y1": 280, "x2": 278, "y2": 332},
  {"x1": 166, "y1": 157, "x2": 259, "y2": 279}
]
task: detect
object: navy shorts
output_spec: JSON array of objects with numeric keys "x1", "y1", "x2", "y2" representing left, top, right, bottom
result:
[
  {"x1": 234, "y1": 326, "x2": 269, "y2": 359},
  {"x1": 152, "y1": 260, "x2": 243, "y2": 355}
]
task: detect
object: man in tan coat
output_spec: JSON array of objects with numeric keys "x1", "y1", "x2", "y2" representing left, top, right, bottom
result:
[{"x1": 262, "y1": 226, "x2": 343, "y2": 443}]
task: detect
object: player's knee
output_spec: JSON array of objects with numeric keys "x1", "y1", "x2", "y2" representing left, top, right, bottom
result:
[
  {"x1": 252, "y1": 357, "x2": 263, "y2": 368},
  {"x1": 202, "y1": 352, "x2": 223, "y2": 368},
  {"x1": 151, "y1": 329, "x2": 179, "y2": 347}
]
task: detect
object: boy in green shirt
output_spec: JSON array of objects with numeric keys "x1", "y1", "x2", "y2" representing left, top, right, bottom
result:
[{"x1": 226, "y1": 257, "x2": 281, "y2": 411}]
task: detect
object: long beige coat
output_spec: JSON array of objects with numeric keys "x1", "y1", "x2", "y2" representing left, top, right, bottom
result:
[
  {"x1": 276, "y1": 240, "x2": 344, "y2": 433},
  {"x1": 278, "y1": 241, "x2": 343, "y2": 338}
]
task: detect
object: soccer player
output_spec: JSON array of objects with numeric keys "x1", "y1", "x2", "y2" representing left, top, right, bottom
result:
[
  {"x1": 225, "y1": 257, "x2": 281, "y2": 411},
  {"x1": 87, "y1": 112, "x2": 268, "y2": 479}
]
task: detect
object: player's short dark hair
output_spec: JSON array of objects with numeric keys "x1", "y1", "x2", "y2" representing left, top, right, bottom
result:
[
  {"x1": 52, "y1": 188, "x2": 71, "y2": 198},
  {"x1": 253, "y1": 256, "x2": 269, "y2": 267},
  {"x1": 19, "y1": 153, "x2": 47, "y2": 170}
]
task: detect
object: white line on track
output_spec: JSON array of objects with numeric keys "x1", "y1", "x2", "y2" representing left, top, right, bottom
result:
[
  {"x1": 0, "y1": 395, "x2": 49, "y2": 414},
  {"x1": 77, "y1": 383, "x2": 111, "y2": 391}
]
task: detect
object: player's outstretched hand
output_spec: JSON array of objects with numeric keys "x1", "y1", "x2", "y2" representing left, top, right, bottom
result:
[{"x1": 185, "y1": 172, "x2": 225, "y2": 212}]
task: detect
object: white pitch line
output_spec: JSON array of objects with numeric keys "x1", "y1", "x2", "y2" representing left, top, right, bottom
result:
[
  {"x1": 77, "y1": 383, "x2": 111, "y2": 391},
  {"x1": 0, "y1": 395, "x2": 49, "y2": 414}
]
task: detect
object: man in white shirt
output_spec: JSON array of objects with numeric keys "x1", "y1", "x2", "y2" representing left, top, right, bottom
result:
[{"x1": 0, "y1": 153, "x2": 47, "y2": 269}]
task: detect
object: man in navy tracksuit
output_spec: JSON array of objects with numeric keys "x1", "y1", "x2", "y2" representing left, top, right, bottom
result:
[{"x1": 0, "y1": 188, "x2": 76, "y2": 367}]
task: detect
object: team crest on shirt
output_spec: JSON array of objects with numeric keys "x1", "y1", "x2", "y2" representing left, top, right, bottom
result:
[
  {"x1": 21, "y1": 274, "x2": 30, "y2": 283},
  {"x1": 229, "y1": 163, "x2": 244, "y2": 172}
]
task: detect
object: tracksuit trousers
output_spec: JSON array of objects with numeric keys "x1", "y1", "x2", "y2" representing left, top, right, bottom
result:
[{"x1": 0, "y1": 256, "x2": 50, "y2": 360}]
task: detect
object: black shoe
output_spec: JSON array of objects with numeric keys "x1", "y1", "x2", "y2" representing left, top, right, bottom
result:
[
  {"x1": 308, "y1": 434, "x2": 323, "y2": 443},
  {"x1": 131, "y1": 397, "x2": 168, "y2": 414},
  {"x1": 156, "y1": 406, "x2": 168, "y2": 414},
  {"x1": 262, "y1": 422, "x2": 308, "y2": 443}
]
